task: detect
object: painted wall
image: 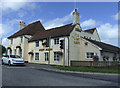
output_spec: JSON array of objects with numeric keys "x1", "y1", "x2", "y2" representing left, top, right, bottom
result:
[
  {"x1": 8, "y1": 35, "x2": 31, "y2": 61},
  {"x1": 28, "y1": 37, "x2": 69, "y2": 66},
  {"x1": 69, "y1": 24, "x2": 102, "y2": 66}
]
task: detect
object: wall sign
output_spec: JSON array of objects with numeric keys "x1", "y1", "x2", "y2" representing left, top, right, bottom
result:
[
  {"x1": 39, "y1": 48, "x2": 53, "y2": 51},
  {"x1": 72, "y1": 33, "x2": 80, "y2": 44}
]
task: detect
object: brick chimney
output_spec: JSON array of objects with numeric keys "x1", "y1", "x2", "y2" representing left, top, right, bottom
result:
[
  {"x1": 19, "y1": 21, "x2": 26, "y2": 30},
  {"x1": 73, "y1": 9, "x2": 80, "y2": 24}
]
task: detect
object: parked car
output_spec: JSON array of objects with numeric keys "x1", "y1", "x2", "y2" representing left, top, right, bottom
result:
[{"x1": 2, "y1": 55, "x2": 24, "y2": 66}]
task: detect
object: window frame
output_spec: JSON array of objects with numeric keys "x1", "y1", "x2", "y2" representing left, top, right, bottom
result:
[
  {"x1": 86, "y1": 52, "x2": 94, "y2": 59},
  {"x1": 54, "y1": 38, "x2": 59, "y2": 45},
  {"x1": 20, "y1": 36, "x2": 23, "y2": 43},
  {"x1": 45, "y1": 52, "x2": 49, "y2": 61},
  {"x1": 19, "y1": 49, "x2": 22, "y2": 57},
  {"x1": 14, "y1": 49, "x2": 16, "y2": 55},
  {"x1": 54, "y1": 52, "x2": 59, "y2": 61},
  {"x1": 35, "y1": 41, "x2": 39, "y2": 47},
  {"x1": 35, "y1": 53, "x2": 39, "y2": 61},
  {"x1": 11, "y1": 39, "x2": 13, "y2": 44}
]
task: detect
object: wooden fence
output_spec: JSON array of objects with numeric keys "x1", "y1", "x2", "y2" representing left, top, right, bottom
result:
[{"x1": 71, "y1": 61, "x2": 120, "y2": 67}]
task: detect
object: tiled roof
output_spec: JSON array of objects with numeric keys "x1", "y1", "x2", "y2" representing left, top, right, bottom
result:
[
  {"x1": 8, "y1": 21, "x2": 45, "y2": 39},
  {"x1": 84, "y1": 38, "x2": 119, "y2": 52},
  {"x1": 29, "y1": 23, "x2": 75, "y2": 42},
  {"x1": 84, "y1": 28, "x2": 96, "y2": 34}
]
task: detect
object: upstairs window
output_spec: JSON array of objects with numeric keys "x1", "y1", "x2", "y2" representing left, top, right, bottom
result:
[
  {"x1": 11, "y1": 39, "x2": 13, "y2": 44},
  {"x1": 36, "y1": 41, "x2": 39, "y2": 47},
  {"x1": 20, "y1": 36, "x2": 23, "y2": 43},
  {"x1": 54, "y1": 38, "x2": 59, "y2": 45}
]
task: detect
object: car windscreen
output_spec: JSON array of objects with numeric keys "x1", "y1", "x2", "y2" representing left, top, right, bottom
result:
[
  {"x1": 16, "y1": 55, "x2": 21, "y2": 58},
  {"x1": 10, "y1": 55, "x2": 16, "y2": 58},
  {"x1": 10, "y1": 55, "x2": 21, "y2": 58}
]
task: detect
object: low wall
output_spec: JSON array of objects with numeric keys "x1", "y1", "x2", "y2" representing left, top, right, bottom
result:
[{"x1": 71, "y1": 61, "x2": 119, "y2": 67}]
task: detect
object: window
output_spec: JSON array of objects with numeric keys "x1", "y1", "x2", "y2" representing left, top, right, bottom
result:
[
  {"x1": 54, "y1": 52, "x2": 59, "y2": 61},
  {"x1": 36, "y1": 41, "x2": 39, "y2": 47},
  {"x1": 20, "y1": 36, "x2": 23, "y2": 43},
  {"x1": 14, "y1": 49, "x2": 16, "y2": 55},
  {"x1": 35, "y1": 53, "x2": 39, "y2": 60},
  {"x1": 86, "y1": 52, "x2": 94, "y2": 58},
  {"x1": 19, "y1": 49, "x2": 22, "y2": 57},
  {"x1": 11, "y1": 39, "x2": 13, "y2": 44},
  {"x1": 45, "y1": 52, "x2": 49, "y2": 61},
  {"x1": 10, "y1": 50, "x2": 12, "y2": 55},
  {"x1": 54, "y1": 38, "x2": 59, "y2": 45}
]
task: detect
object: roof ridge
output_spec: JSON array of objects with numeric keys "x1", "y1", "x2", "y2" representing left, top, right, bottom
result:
[
  {"x1": 46, "y1": 23, "x2": 73, "y2": 30},
  {"x1": 84, "y1": 28, "x2": 96, "y2": 31}
]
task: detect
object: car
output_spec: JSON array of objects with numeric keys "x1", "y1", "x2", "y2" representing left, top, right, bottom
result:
[{"x1": 2, "y1": 55, "x2": 24, "y2": 66}]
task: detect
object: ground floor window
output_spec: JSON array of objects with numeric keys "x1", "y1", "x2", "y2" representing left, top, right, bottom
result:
[
  {"x1": 35, "y1": 53, "x2": 39, "y2": 60},
  {"x1": 54, "y1": 52, "x2": 59, "y2": 61},
  {"x1": 10, "y1": 50, "x2": 12, "y2": 55},
  {"x1": 86, "y1": 52, "x2": 94, "y2": 58},
  {"x1": 14, "y1": 49, "x2": 16, "y2": 55},
  {"x1": 45, "y1": 52, "x2": 49, "y2": 61},
  {"x1": 19, "y1": 49, "x2": 22, "y2": 57}
]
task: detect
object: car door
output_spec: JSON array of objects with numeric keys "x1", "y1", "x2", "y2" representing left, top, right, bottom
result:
[{"x1": 3, "y1": 55, "x2": 9, "y2": 64}]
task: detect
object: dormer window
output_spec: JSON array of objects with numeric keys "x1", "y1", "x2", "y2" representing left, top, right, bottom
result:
[{"x1": 20, "y1": 36, "x2": 23, "y2": 43}]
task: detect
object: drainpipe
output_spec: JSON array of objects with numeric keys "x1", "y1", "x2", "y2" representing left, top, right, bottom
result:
[{"x1": 67, "y1": 36, "x2": 70, "y2": 66}]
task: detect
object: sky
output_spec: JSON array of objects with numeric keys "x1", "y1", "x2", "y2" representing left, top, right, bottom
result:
[{"x1": 0, "y1": 1, "x2": 119, "y2": 48}]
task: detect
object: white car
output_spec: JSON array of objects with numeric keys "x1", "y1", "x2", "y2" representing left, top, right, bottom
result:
[{"x1": 2, "y1": 55, "x2": 24, "y2": 65}]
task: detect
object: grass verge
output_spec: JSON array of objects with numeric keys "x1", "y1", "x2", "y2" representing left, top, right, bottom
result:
[{"x1": 54, "y1": 66, "x2": 120, "y2": 74}]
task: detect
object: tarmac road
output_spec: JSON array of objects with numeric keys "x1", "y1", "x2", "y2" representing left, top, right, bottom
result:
[{"x1": 2, "y1": 64, "x2": 119, "y2": 87}]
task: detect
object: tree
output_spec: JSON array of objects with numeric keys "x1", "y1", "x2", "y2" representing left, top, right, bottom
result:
[{"x1": 2, "y1": 45, "x2": 6, "y2": 54}]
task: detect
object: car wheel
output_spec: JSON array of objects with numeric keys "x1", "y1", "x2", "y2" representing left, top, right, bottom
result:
[{"x1": 8, "y1": 61, "x2": 11, "y2": 66}]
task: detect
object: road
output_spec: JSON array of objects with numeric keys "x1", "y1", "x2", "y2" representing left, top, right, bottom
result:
[{"x1": 2, "y1": 64, "x2": 119, "y2": 87}]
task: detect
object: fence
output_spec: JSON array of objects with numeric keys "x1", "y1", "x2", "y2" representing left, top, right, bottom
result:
[{"x1": 71, "y1": 61, "x2": 119, "y2": 67}]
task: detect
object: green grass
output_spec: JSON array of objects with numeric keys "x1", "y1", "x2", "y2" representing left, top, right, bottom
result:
[{"x1": 54, "y1": 66, "x2": 120, "y2": 74}]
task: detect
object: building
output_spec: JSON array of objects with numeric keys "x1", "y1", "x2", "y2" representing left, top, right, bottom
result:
[{"x1": 7, "y1": 9, "x2": 120, "y2": 66}]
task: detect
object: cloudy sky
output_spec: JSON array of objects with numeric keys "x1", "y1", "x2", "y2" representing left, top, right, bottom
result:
[{"x1": 0, "y1": 1, "x2": 119, "y2": 48}]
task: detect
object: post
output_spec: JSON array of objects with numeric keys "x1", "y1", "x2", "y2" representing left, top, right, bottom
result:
[
  {"x1": 63, "y1": 38, "x2": 65, "y2": 66},
  {"x1": 48, "y1": 37, "x2": 51, "y2": 65}
]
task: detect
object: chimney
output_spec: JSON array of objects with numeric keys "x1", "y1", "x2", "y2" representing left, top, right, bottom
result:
[
  {"x1": 73, "y1": 9, "x2": 80, "y2": 24},
  {"x1": 19, "y1": 21, "x2": 26, "y2": 30}
]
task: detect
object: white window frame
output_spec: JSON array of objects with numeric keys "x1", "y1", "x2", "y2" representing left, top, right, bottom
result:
[
  {"x1": 20, "y1": 36, "x2": 23, "y2": 43},
  {"x1": 54, "y1": 52, "x2": 59, "y2": 61},
  {"x1": 86, "y1": 52, "x2": 94, "y2": 59},
  {"x1": 35, "y1": 53, "x2": 39, "y2": 61},
  {"x1": 45, "y1": 52, "x2": 49, "y2": 61},
  {"x1": 36, "y1": 41, "x2": 39, "y2": 47},
  {"x1": 54, "y1": 38, "x2": 59, "y2": 45}
]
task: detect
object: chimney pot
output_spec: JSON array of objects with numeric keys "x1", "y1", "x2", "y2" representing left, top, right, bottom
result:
[{"x1": 75, "y1": 9, "x2": 77, "y2": 12}]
